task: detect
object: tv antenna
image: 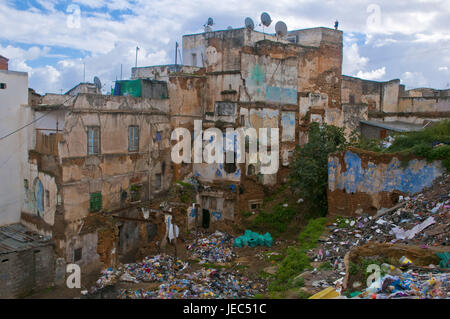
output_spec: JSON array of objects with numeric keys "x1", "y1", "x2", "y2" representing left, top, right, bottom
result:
[
  {"x1": 275, "y1": 21, "x2": 288, "y2": 38},
  {"x1": 260, "y1": 12, "x2": 272, "y2": 39},
  {"x1": 245, "y1": 17, "x2": 255, "y2": 30}
]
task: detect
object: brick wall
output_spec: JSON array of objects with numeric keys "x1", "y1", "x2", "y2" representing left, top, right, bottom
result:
[{"x1": 0, "y1": 245, "x2": 55, "y2": 298}]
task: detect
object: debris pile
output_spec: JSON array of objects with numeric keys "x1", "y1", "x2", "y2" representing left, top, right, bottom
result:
[
  {"x1": 118, "y1": 268, "x2": 265, "y2": 299},
  {"x1": 305, "y1": 173, "x2": 450, "y2": 298},
  {"x1": 187, "y1": 231, "x2": 235, "y2": 263}
]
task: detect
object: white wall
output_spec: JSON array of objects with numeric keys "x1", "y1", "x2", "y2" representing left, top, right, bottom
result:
[{"x1": 0, "y1": 70, "x2": 30, "y2": 226}]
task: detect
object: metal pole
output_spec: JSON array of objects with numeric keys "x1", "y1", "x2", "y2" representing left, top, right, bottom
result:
[
  {"x1": 175, "y1": 42, "x2": 178, "y2": 65},
  {"x1": 120, "y1": 64, "x2": 123, "y2": 80},
  {"x1": 135, "y1": 46, "x2": 139, "y2": 68}
]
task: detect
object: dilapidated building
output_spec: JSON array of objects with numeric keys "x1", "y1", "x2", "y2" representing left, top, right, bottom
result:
[{"x1": 21, "y1": 90, "x2": 174, "y2": 272}]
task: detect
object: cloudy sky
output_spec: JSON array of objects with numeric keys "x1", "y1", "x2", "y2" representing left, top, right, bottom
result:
[{"x1": 0, "y1": 0, "x2": 449, "y2": 94}]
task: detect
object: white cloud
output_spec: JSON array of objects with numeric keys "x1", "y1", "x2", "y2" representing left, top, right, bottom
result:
[
  {"x1": 402, "y1": 71, "x2": 428, "y2": 89},
  {"x1": 438, "y1": 66, "x2": 448, "y2": 71},
  {"x1": 356, "y1": 67, "x2": 386, "y2": 80},
  {"x1": 343, "y1": 43, "x2": 369, "y2": 75}
]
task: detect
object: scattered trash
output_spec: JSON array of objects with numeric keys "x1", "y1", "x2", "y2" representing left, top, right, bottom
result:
[{"x1": 309, "y1": 286, "x2": 340, "y2": 299}]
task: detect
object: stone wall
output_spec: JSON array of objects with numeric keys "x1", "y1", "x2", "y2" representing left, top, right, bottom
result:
[{"x1": 327, "y1": 147, "x2": 444, "y2": 217}]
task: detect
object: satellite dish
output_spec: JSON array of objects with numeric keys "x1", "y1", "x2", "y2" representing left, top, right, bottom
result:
[
  {"x1": 227, "y1": 26, "x2": 233, "y2": 30},
  {"x1": 260, "y1": 12, "x2": 272, "y2": 27},
  {"x1": 245, "y1": 17, "x2": 255, "y2": 30},
  {"x1": 207, "y1": 17, "x2": 214, "y2": 26},
  {"x1": 275, "y1": 21, "x2": 288, "y2": 38},
  {"x1": 93, "y1": 76, "x2": 101, "y2": 91}
]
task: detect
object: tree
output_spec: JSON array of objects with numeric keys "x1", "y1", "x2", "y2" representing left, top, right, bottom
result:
[{"x1": 289, "y1": 122, "x2": 347, "y2": 216}]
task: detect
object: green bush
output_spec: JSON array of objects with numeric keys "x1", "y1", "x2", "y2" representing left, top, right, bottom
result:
[{"x1": 289, "y1": 122, "x2": 348, "y2": 216}]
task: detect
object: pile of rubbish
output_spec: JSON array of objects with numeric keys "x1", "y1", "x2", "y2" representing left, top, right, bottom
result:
[
  {"x1": 118, "y1": 268, "x2": 265, "y2": 299},
  {"x1": 304, "y1": 173, "x2": 450, "y2": 299},
  {"x1": 233, "y1": 230, "x2": 273, "y2": 248},
  {"x1": 309, "y1": 173, "x2": 450, "y2": 272},
  {"x1": 187, "y1": 231, "x2": 235, "y2": 263},
  {"x1": 89, "y1": 254, "x2": 189, "y2": 293},
  {"x1": 355, "y1": 266, "x2": 450, "y2": 299}
]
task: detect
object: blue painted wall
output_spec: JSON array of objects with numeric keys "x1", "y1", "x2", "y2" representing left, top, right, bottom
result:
[{"x1": 328, "y1": 150, "x2": 443, "y2": 195}]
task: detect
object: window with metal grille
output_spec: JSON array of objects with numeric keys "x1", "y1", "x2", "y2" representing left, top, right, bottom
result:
[
  {"x1": 128, "y1": 125, "x2": 139, "y2": 151},
  {"x1": 87, "y1": 126, "x2": 100, "y2": 155},
  {"x1": 89, "y1": 192, "x2": 102, "y2": 212}
]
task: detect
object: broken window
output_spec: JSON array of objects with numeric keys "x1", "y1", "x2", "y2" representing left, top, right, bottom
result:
[
  {"x1": 89, "y1": 192, "x2": 102, "y2": 212},
  {"x1": 215, "y1": 102, "x2": 236, "y2": 116},
  {"x1": 45, "y1": 190, "x2": 50, "y2": 207},
  {"x1": 128, "y1": 125, "x2": 139, "y2": 152},
  {"x1": 154, "y1": 173, "x2": 162, "y2": 190},
  {"x1": 247, "y1": 164, "x2": 255, "y2": 176},
  {"x1": 224, "y1": 151, "x2": 237, "y2": 174},
  {"x1": 87, "y1": 126, "x2": 100, "y2": 155},
  {"x1": 74, "y1": 248, "x2": 82, "y2": 263},
  {"x1": 130, "y1": 184, "x2": 142, "y2": 202},
  {"x1": 349, "y1": 94, "x2": 355, "y2": 104}
]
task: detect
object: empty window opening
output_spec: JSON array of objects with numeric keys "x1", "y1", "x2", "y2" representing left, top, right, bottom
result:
[
  {"x1": 154, "y1": 173, "x2": 162, "y2": 190},
  {"x1": 192, "y1": 53, "x2": 197, "y2": 67},
  {"x1": 45, "y1": 190, "x2": 50, "y2": 207},
  {"x1": 247, "y1": 164, "x2": 255, "y2": 176},
  {"x1": 0, "y1": 83, "x2": 6, "y2": 89},
  {"x1": 74, "y1": 248, "x2": 82, "y2": 263},
  {"x1": 224, "y1": 151, "x2": 237, "y2": 174}
]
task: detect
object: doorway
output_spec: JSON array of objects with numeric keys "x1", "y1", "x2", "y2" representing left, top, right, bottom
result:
[{"x1": 202, "y1": 209, "x2": 210, "y2": 229}]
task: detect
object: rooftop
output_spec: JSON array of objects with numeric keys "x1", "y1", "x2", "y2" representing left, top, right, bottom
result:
[
  {"x1": 0, "y1": 223, "x2": 52, "y2": 255},
  {"x1": 360, "y1": 120, "x2": 426, "y2": 132}
]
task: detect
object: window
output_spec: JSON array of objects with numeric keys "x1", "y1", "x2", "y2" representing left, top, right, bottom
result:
[
  {"x1": 247, "y1": 164, "x2": 255, "y2": 176},
  {"x1": 349, "y1": 94, "x2": 355, "y2": 104},
  {"x1": 89, "y1": 192, "x2": 102, "y2": 212},
  {"x1": 87, "y1": 126, "x2": 100, "y2": 155},
  {"x1": 240, "y1": 115, "x2": 245, "y2": 125},
  {"x1": 45, "y1": 190, "x2": 50, "y2": 207},
  {"x1": 74, "y1": 248, "x2": 82, "y2": 263},
  {"x1": 224, "y1": 151, "x2": 237, "y2": 174},
  {"x1": 154, "y1": 173, "x2": 162, "y2": 190},
  {"x1": 24, "y1": 179, "x2": 29, "y2": 190},
  {"x1": 130, "y1": 184, "x2": 142, "y2": 202},
  {"x1": 128, "y1": 125, "x2": 139, "y2": 152},
  {"x1": 0, "y1": 83, "x2": 6, "y2": 89},
  {"x1": 156, "y1": 131, "x2": 162, "y2": 142},
  {"x1": 192, "y1": 53, "x2": 197, "y2": 66}
]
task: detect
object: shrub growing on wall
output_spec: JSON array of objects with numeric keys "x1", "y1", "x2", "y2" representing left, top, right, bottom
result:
[{"x1": 289, "y1": 122, "x2": 348, "y2": 217}]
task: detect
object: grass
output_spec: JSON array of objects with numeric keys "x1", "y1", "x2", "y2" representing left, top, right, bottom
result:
[
  {"x1": 358, "y1": 120, "x2": 450, "y2": 170},
  {"x1": 240, "y1": 211, "x2": 252, "y2": 218},
  {"x1": 252, "y1": 203, "x2": 297, "y2": 236},
  {"x1": 268, "y1": 217, "x2": 327, "y2": 292}
]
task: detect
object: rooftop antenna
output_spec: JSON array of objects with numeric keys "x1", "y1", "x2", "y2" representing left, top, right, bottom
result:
[
  {"x1": 275, "y1": 21, "x2": 288, "y2": 39},
  {"x1": 260, "y1": 12, "x2": 272, "y2": 39},
  {"x1": 135, "y1": 46, "x2": 140, "y2": 68},
  {"x1": 175, "y1": 41, "x2": 179, "y2": 65},
  {"x1": 93, "y1": 76, "x2": 102, "y2": 93},
  {"x1": 227, "y1": 26, "x2": 233, "y2": 30},
  {"x1": 245, "y1": 17, "x2": 255, "y2": 31},
  {"x1": 83, "y1": 63, "x2": 86, "y2": 82}
]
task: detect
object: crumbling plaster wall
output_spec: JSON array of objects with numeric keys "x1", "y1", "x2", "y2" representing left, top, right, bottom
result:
[{"x1": 327, "y1": 148, "x2": 444, "y2": 217}]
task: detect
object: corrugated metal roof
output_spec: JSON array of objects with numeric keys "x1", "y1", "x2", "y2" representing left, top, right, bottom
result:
[
  {"x1": 360, "y1": 120, "x2": 425, "y2": 132},
  {"x1": 0, "y1": 224, "x2": 51, "y2": 255}
]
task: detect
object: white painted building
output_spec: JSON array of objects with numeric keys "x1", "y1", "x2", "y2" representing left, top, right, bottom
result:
[{"x1": 0, "y1": 67, "x2": 31, "y2": 226}]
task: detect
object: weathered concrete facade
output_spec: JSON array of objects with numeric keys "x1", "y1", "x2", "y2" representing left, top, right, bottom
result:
[
  {"x1": 21, "y1": 92, "x2": 174, "y2": 272},
  {"x1": 342, "y1": 75, "x2": 450, "y2": 138},
  {"x1": 134, "y1": 27, "x2": 344, "y2": 229},
  {"x1": 327, "y1": 147, "x2": 444, "y2": 217}
]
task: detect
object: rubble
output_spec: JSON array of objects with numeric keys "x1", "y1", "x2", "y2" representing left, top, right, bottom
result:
[
  {"x1": 305, "y1": 173, "x2": 450, "y2": 298},
  {"x1": 187, "y1": 231, "x2": 235, "y2": 263}
]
